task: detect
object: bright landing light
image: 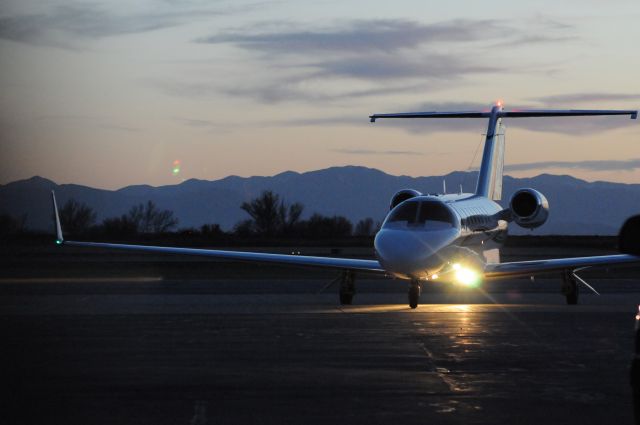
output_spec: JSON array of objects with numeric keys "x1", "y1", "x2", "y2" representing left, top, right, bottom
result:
[{"x1": 453, "y1": 265, "x2": 481, "y2": 288}]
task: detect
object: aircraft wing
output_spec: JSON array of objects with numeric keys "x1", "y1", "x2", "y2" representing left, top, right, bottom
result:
[
  {"x1": 484, "y1": 254, "x2": 640, "y2": 278},
  {"x1": 62, "y1": 240, "x2": 386, "y2": 273},
  {"x1": 52, "y1": 190, "x2": 385, "y2": 274}
]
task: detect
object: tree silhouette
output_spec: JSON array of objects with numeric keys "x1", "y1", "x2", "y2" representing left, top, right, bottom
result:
[
  {"x1": 241, "y1": 191, "x2": 281, "y2": 236},
  {"x1": 0, "y1": 213, "x2": 27, "y2": 236},
  {"x1": 303, "y1": 214, "x2": 352, "y2": 239},
  {"x1": 128, "y1": 201, "x2": 178, "y2": 233},
  {"x1": 102, "y1": 215, "x2": 138, "y2": 237},
  {"x1": 59, "y1": 199, "x2": 96, "y2": 235},
  {"x1": 354, "y1": 217, "x2": 375, "y2": 236},
  {"x1": 281, "y1": 202, "x2": 304, "y2": 235},
  {"x1": 102, "y1": 201, "x2": 177, "y2": 235},
  {"x1": 240, "y1": 191, "x2": 304, "y2": 236},
  {"x1": 233, "y1": 219, "x2": 254, "y2": 237},
  {"x1": 201, "y1": 223, "x2": 223, "y2": 237}
]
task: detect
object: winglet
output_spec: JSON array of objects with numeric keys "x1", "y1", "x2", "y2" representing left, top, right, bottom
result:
[{"x1": 51, "y1": 191, "x2": 64, "y2": 245}]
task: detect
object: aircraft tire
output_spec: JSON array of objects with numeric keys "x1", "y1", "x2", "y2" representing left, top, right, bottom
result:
[
  {"x1": 408, "y1": 281, "x2": 421, "y2": 309},
  {"x1": 339, "y1": 292, "x2": 353, "y2": 305},
  {"x1": 339, "y1": 271, "x2": 355, "y2": 305},
  {"x1": 566, "y1": 287, "x2": 579, "y2": 305},
  {"x1": 562, "y1": 271, "x2": 579, "y2": 305}
]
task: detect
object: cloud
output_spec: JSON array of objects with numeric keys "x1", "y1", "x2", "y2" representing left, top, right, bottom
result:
[
  {"x1": 220, "y1": 80, "x2": 435, "y2": 104},
  {"x1": 198, "y1": 19, "x2": 506, "y2": 53},
  {"x1": 203, "y1": 52, "x2": 498, "y2": 104},
  {"x1": 155, "y1": 76, "x2": 434, "y2": 104},
  {"x1": 530, "y1": 15, "x2": 574, "y2": 31},
  {"x1": 274, "y1": 116, "x2": 365, "y2": 127},
  {"x1": 197, "y1": 19, "x2": 506, "y2": 83},
  {"x1": 510, "y1": 116, "x2": 638, "y2": 135},
  {"x1": 151, "y1": 80, "x2": 220, "y2": 99},
  {"x1": 0, "y1": 3, "x2": 224, "y2": 46},
  {"x1": 35, "y1": 114, "x2": 141, "y2": 132},
  {"x1": 331, "y1": 148, "x2": 425, "y2": 156},
  {"x1": 98, "y1": 123, "x2": 140, "y2": 133},
  {"x1": 531, "y1": 92, "x2": 640, "y2": 105},
  {"x1": 190, "y1": 18, "x2": 575, "y2": 104},
  {"x1": 490, "y1": 34, "x2": 578, "y2": 48},
  {"x1": 175, "y1": 117, "x2": 218, "y2": 128},
  {"x1": 505, "y1": 158, "x2": 640, "y2": 172},
  {"x1": 174, "y1": 116, "x2": 241, "y2": 134},
  {"x1": 308, "y1": 54, "x2": 498, "y2": 80}
]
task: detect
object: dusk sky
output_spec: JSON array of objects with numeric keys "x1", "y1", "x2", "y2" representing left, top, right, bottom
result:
[{"x1": 1, "y1": 0, "x2": 639, "y2": 189}]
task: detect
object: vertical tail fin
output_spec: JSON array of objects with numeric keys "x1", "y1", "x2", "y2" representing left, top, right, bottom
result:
[{"x1": 475, "y1": 105, "x2": 505, "y2": 200}]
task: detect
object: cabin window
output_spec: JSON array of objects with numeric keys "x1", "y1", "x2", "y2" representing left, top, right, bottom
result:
[
  {"x1": 417, "y1": 201, "x2": 454, "y2": 225},
  {"x1": 387, "y1": 200, "x2": 419, "y2": 224}
]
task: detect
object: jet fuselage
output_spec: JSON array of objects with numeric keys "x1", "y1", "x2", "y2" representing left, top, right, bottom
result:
[{"x1": 374, "y1": 194, "x2": 507, "y2": 279}]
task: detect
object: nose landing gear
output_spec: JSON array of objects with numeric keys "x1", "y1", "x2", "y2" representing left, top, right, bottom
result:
[{"x1": 409, "y1": 279, "x2": 421, "y2": 309}]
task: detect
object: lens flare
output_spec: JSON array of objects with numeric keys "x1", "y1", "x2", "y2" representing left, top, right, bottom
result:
[{"x1": 172, "y1": 160, "x2": 181, "y2": 176}]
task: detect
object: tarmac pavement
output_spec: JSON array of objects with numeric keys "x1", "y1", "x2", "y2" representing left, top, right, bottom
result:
[{"x1": 1, "y1": 278, "x2": 639, "y2": 424}]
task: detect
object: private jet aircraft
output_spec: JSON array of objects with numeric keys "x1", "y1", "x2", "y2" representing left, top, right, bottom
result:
[{"x1": 52, "y1": 103, "x2": 639, "y2": 308}]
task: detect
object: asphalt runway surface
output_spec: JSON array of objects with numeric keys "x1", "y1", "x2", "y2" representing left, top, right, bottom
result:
[{"x1": 2, "y1": 278, "x2": 640, "y2": 424}]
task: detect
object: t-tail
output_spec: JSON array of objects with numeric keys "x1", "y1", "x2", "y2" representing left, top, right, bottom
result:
[{"x1": 369, "y1": 102, "x2": 637, "y2": 201}]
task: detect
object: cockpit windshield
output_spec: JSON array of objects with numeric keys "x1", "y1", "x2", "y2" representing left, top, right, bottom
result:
[{"x1": 385, "y1": 200, "x2": 456, "y2": 229}]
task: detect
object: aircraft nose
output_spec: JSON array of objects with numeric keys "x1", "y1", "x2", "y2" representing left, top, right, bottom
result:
[{"x1": 374, "y1": 228, "x2": 459, "y2": 276}]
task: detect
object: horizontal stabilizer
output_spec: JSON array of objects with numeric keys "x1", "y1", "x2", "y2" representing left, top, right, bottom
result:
[
  {"x1": 370, "y1": 111, "x2": 486, "y2": 121},
  {"x1": 501, "y1": 109, "x2": 637, "y2": 119},
  {"x1": 370, "y1": 109, "x2": 637, "y2": 122}
]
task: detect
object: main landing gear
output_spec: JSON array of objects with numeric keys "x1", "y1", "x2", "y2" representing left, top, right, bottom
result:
[
  {"x1": 562, "y1": 270, "x2": 579, "y2": 305},
  {"x1": 339, "y1": 270, "x2": 356, "y2": 305},
  {"x1": 409, "y1": 279, "x2": 421, "y2": 309},
  {"x1": 319, "y1": 270, "x2": 356, "y2": 305}
]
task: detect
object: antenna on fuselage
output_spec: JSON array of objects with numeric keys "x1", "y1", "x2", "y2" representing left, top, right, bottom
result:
[
  {"x1": 442, "y1": 179, "x2": 447, "y2": 195},
  {"x1": 369, "y1": 102, "x2": 637, "y2": 199}
]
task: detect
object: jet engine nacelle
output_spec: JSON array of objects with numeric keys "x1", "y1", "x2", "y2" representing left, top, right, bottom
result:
[
  {"x1": 509, "y1": 188, "x2": 549, "y2": 229},
  {"x1": 389, "y1": 189, "x2": 422, "y2": 210}
]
